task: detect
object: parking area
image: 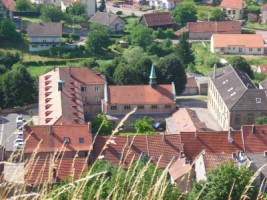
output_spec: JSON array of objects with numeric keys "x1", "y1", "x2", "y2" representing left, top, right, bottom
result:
[
  {"x1": 0, "y1": 107, "x2": 38, "y2": 151},
  {"x1": 177, "y1": 100, "x2": 222, "y2": 131}
]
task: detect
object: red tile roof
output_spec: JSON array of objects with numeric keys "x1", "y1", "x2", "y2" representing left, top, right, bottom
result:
[
  {"x1": 263, "y1": 3, "x2": 267, "y2": 11},
  {"x1": 187, "y1": 21, "x2": 241, "y2": 33},
  {"x1": 93, "y1": 134, "x2": 183, "y2": 168},
  {"x1": 186, "y1": 77, "x2": 197, "y2": 88},
  {"x1": 242, "y1": 125, "x2": 267, "y2": 153},
  {"x1": 141, "y1": 12, "x2": 174, "y2": 27},
  {"x1": 107, "y1": 84, "x2": 175, "y2": 105},
  {"x1": 2, "y1": 0, "x2": 14, "y2": 12},
  {"x1": 25, "y1": 158, "x2": 88, "y2": 185},
  {"x1": 202, "y1": 153, "x2": 234, "y2": 171},
  {"x1": 258, "y1": 65, "x2": 267, "y2": 75},
  {"x1": 168, "y1": 157, "x2": 191, "y2": 181},
  {"x1": 180, "y1": 131, "x2": 243, "y2": 160},
  {"x1": 220, "y1": 0, "x2": 243, "y2": 9},
  {"x1": 23, "y1": 125, "x2": 92, "y2": 153}
]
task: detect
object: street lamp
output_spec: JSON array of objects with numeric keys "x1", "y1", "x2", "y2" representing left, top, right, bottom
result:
[{"x1": 72, "y1": 16, "x2": 75, "y2": 34}]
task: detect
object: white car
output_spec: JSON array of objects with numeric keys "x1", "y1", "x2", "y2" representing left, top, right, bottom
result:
[
  {"x1": 16, "y1": 115, "x2": 23, "y2": 124},
  {"x1": 14, "y1": 142, "x2": 24, "y2": 149},
  {"x1": 13, "y1": 138, "x2": 23, "y2": 144},
  {"x1": 15, "y1": 132, "x2": 23, "y2": 139}
]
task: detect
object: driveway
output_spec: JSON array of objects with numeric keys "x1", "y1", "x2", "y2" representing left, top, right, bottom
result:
[{"x1": 177, "y1": 100, "x2": 222, "y2": 131}]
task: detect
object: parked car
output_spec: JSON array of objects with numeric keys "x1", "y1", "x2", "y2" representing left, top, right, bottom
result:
[
  {"x1": 15, "y1": 132, "x2": 23, "y2": 139},
  {"x1": 16, "y1": 115, "x2": 23, "y2": 124},
  {"x1": 112, "y1": 3, "x2": 120, "y2": 7},
  {"x1": 13, "y1": 138, "x2": 23, "y2": 144},
  {"x1": 152, "y1": 121, "x2": 166, "y2": 131},
  {"x1": 14, "y1": 142, "x2": 24, "y2": 149}
]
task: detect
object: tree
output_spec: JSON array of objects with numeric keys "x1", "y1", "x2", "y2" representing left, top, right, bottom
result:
[
  {"x1": 175, "y1": 32, "x2": 194, "y2": 67},
  {"x1": 15, "y1": 0, "x2": 33, "y2": 11},
  {"x1": 91, "y1": 114, "x2": 113, "y2": 135},
  {"x1": 135, "y1": 116, "x2": 154, "y2": 133},
  {"x1": 256, "y1": 116, "x2": 267, "y2": 125},
  {"x1": 130, "y1": 25, "x2": 155, "y2": 50},
  {"x1": 113, "y1": 62, "x2": 141, "y2": 85},
  {"x1": 40, "y1": 4, "x2": 63, "y2": 22},
  {"x1": 86, "y1": 24, "x2": 110, "y2": 54},
  {"x1": 0, "y1": 52, "x2": 20, "y2": 69},
  {"x1": 209, "y1": 8, "x2": 227, "y2": 21},
  {"x1": 187, "y1": 162, "x2": 257, "y2": 200},
  {"x1": 98, "y1": 0, "x2": 106, "y2": 12},
  {"x1": 156, "y1": 56, "x2": 186, "y2": 95},
  {"x1": 228, "y1": 56, "x2": 254, "y2": 79},
  {"x1": 0, "y1": 19, "x2": 22, "y2": 42},
  {"x1": 171, "y1": 1, "x2": 197, "y2": 27},
  {"x1": 66, "y1": 2, "x2": 86, "y2": 15}
]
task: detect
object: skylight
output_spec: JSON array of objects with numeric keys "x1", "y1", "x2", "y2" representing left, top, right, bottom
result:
[
  {"x1": 230, "y1": 92, "x2": 236, "y2": 97},
  {"x1": 223, "y1": 80, "x2": 228, "y2": 84},
  {"x1": 256, "y1": 98, "x2": 262, "y2": 103},
  {"x1": 228, "y1": 87, "x2": 233, "y2": 92}
]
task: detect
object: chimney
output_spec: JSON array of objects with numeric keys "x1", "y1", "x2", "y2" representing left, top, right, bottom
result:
[
  {"x1": 58, "y1": 80, "x2": 63, "y2": 91},
  {"x1": 127, "y1": 136, "x2": 131, "y2": 146},
  {"x1": 195, "y1": 130, "x2": 198, "y2": 138},
  {"x1": 213, "y1": 64, "x2": 217, "y2": 79},
  {"x1": 49, "y1": 125, "x2": 54, "y2": 135},
  {"x1": 162, "y1": 132, "x2": 166, "y2": 144},
  {"x1": 88, "y1": 122, "x2": 92, "y2": 133},
  {"x1": 228, "y1": 128, "x2": 233, "y2": 143},
  {"x1": 251, "y1": 124, "x2": 255, "y2": 134}
]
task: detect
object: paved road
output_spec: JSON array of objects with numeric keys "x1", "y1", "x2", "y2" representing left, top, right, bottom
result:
[{"x1": 106, "y1": 4, "x2": 153, "y2": 16}]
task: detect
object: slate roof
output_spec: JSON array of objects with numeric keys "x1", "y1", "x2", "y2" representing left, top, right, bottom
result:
[
  {"x1": 259, "y1": 79, "x2": 267, "y2": 91},
  {"x1": 220, "y1": 0, "x2": 244, "y2": 9},
  {"x1": 23, "y1": 125, "x2": 92, "y2": 153},
  {"x1": 107, "y1": 84, "x2": 175, "y2": 105},
  {"x1": 93, "y1": 134, "x2": 183, "y2": 168},
  {"x1": 212, "y1": 34, "x2": 264, "y2": 48},
  {"x1": 187, "y1": 21, "x2": 241, "y2": 33},
  {"x1": 27, "y1": 22, "x2": 62, "y2": 37},
  {"x1": 25, "y1": 158, "x2": 88, "y2": 184},
  {"x1": 89, "y1": 12, "x2": 123, "y2": 26},
  {"x1": 140, "y1": 12, "x2": 174, "y2": 27},
  {"x1": 209, "y1": 66, "x2": 267, "y2": 111},
  {"x1": 246, "y1": 153, "x2": 267, "y2": 176}
]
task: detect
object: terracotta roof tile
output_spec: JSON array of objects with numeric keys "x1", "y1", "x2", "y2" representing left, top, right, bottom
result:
[
  {"x1": 202, "y1": 153, "x2": 234, "y2": 171},
  {"x1": 93, "y1": 134, "x2": 183, "y2": 168},
  {"x1": 187, "y1": 21, "x2": 241, "y2": 33},
  {"x1": 107, "y1": 84, "x2": 175, "y2": 105},
  {"x1": 25, "y1": 158, "x2": 88, "y2": 184},
  {"x1": 263, "y1": 3, "x2": 267, "y2": 11},
  {"x1": 23, "y1": 125, "x2": 92, "y2": 153},
  {"x1": 2, "y1": 0, "x2": 14, "y2": 12},
  {"x1": 180, "y1": 131, "x2": 243, "y2": 161},
  {"x1": 141, "y1": 12, "x2": 174, "y2": 27},
  {"x1": 168, "y1": 158, "x2": 191, "y2": 181},
  {"x1": 212, "y1": 34, "x2": 264, "y2": 48},
  {"x1": 220, "y1": 0, "x2": 243, "y2": 9}
]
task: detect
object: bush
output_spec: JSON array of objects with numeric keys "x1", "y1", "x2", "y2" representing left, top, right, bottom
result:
[
  {"x1": 0, "y1": 52, "x2": 20, "y2": 69},
  {"x1": 241, "y1": 29, "x2": 256, "y2": 34},
  {"x1": 116, "y1": 11, "x2": 123, "y2": 15},
  {"x1": 70, "y1": 33, "x2": 80, "y2": 41},
  {"x1": 62, "y1": 33, "x2": 70, "y2": 38}
]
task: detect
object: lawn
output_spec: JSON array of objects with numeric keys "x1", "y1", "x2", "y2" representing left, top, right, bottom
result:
[
  {"x1": 197, "y1": 5, "x2": 218, "y2": 21},
  {"x1": 123, "y1": 16, "x2": 138, "y2": 32},
  {"x1": 245, "y1": 22, "x2": 267, "y2": 30}
]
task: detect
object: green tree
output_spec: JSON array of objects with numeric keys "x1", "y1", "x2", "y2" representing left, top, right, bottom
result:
[
  {"x1": 15, "y1": 0, "x2": 33, "y2": 11},
  {"x1": 135, "y1": 116, "x2": 154, "y2": 133},
  {"x1": 66, "y1": 2, "x2": 86, "y2": 15},
  {"x1": 209, "y1": 8, "x2": 227, "y2": 21},
  {"x1": 0, "y1": 52, "x2": 20, "y2": 69},
  {"x1": 113, "y1": 62, "x2": 141, "y2": 85},
  {"x1": 187, "y1": 162, "x2": 257, "y2": 200},
  {"x1": 156, "y1": 56, "x2": 186, "y2": 95},
  {"x1": 171, "y1": 1, "x2": 197, "y2": 27},
  {"x1": 98, "y1": 0, "x2": 106, "y2": 12},
  {"x1": 86, "y1": 24, "x2": 110, "y2": 54},
  {"x1": 256, "y1": 116, "x2": 267, "y2": 125},
  {"x1": 0, "y1": 19, "x2": 22, "y2": 42},
  {"x1": 92, "y1": 114, "x2": 113, "y2": 135},
  {"x1": 175, "y1": 32, "x2": 194, "y2": 67},
  {"x1": 228, "y1": 56, "x2": 254, "y2": 79},
  {"x1": 130, "y1": 25, "x2": 155, "y2": 50},
  {"x1": 40, "y1": 4, "x2": 63, "y2": 22}
]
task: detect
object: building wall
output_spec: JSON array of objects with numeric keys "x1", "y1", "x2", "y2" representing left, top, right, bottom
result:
[
  {"x1": 149, "y1": 0, "x2": 178, "y2": 10},
  {"x1": 110, "y1": 18, "x2": 125, "y2": 33},
  {"x1": 182, "y1": 87, "x2": 198, "y2": 95},
  {"x1": 29, "y1": 36, "x2": 61, "y2": 43},
  {"x1": 262, "y1": 10, "x2": 267, "y2": 24},
  {"x1": 195, "y1": 154, "x2": 207, "y2": 181},
  {"x1": 189, "y1": 30, "x2": 240, "y2": 40},
  {"x1": 222, "y1": 8, "x2": 243, "y2": 20},
  {"x1": 29, "y1": 43, "x2": 60, "y2": 52},
  {"x1": 208, "y1": 78, "x2": 230, "y2": 130}
]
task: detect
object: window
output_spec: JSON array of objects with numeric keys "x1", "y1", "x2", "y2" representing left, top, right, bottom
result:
[
  {"x1": 111, "y1": 106, "x2": 117, "y2": 110},
  {"x1": 249, "y1": 48, "x2": 252, "y2": 52},
  {"x1": 138, "y1": 105, "x2": 144, "y2": 109},
  {"x1": 165, "y1": 105, "x2": 171, "y2": 109},
  {"x1": 79, "y1": 138, "x2": 84, "y2": 143},
  {"x1": 151, "y1": 105, "x2": 158, "y2": 109},
  {"x1": 247, "y1": 114, "x2": 254, "y2": 124},
  {"x1": 233, "y1": 10, "x2": 236, "y2": 14},
  {"x1": 228, "y1": 10, "x2": 231, "y2": 14},
  {"x1": 124, "y1": 105, "x2": 131, "y2": 110},
  {"x1": 95, "y1": 86, "x2": 100, "y2": 92},
  {"x1": 82, "y1": 96, "x2": 87, "y2": 103},
  {"x1": 95, "y1": 96, "x2": 100, "y2": 102},
  {"x1": 256, "y1": 98, "x2": 262, "y2": 103},
  {"x1": 239, "y1": 48, "x2": 242, "y2": 52},
  {"x1": 234, "y1": 114, "x2": 240, "y2": 125},
  {"x1": 81, "y1": 86, "x2": 86, "y2": 92},
  {"x1": 233, "y1": 47, "x2": 235, "y2": 50},
  {"x1": 258, "y1": 48, "x2": 261, "y2": 52},
  {"x1": 63, "y1": 137, "x2": 70, "y2": 143}
]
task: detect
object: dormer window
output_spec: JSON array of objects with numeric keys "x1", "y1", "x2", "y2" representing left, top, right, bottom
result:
[
  {"x1": 256, "y1": 98, "x2": 262, "y2": 103},
  {"x1": 63, "y1": 137, "x2": 70, "y2": 143}
]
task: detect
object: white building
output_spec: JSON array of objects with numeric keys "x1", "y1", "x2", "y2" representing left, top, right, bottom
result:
[
  {"x1": 211, "y1": 34, "x2": 264, "y2": 55},
  {"x1": 149, "y1": 0, "x2": 180, "y2": 11},
  {"x1": 220, "y1": 0, "x2": 246, "y2": 20},
  {"x1": 27, "y1": 22, "x2": 62, "y2": 52}
]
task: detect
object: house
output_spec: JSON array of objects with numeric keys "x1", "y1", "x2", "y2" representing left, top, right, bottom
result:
[
  {"x1": 149, "y1": 0, "x2": 180, "y2": 11},
  {"x1": 181, "y1": 75, "x2": 208, "y2": 95},
  {"x1": 38, "y1": 67, "x2": 106, "y2": 125},
  {"x1": 89, "y1": 12, "x2": 125, "y2": 33},
  {"x1": 139, "y1": 12, "x2": 174, "y2": 29},
  {"x1": 93, "y1": 134, "x2": 183, "y2": 168},
  {"x1": 262, "y1": 3, "x2": 267, "y2": 24},
  {"x1": 102, "y1": 65, "x2": 177, "y2": 130},
  {"x1": 165, "y1": 108, "x2": 207, "y2": 134},
  {"x1": 27, "y1": 22, "x2": 62, "y2": 52},
  {"x1": 256, "y1": 65, "x2": 267, "y2": 75},
  {"x1": 259, "y1": 79, "x2": 267, "y2": 94},
  {"x1": 182, "y1": 77, "x2": 198, "y2": 95},
  {"x1": 23, "y1": 124, "x2": 92, "y2": 159},
  {"x1": 210, "y1": 34, "x2": 264, "y2": 55},
  {"x1": 0, "y1": 0, "x2": 14, "y2": 18},
  {"x1": 208, "y1": 65, "x2": 267, "y2": 130},
  {"x1": 220, "y1": 0, "x2": 246, "y2": 20},
  {"x1": 175, "y1": 21, "x2": 241, "y2": 40}
]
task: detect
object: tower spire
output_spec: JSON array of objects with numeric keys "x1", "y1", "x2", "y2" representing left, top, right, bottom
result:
[{"x1": 149, "y1": 64, "x2": 157, "y2": 88}]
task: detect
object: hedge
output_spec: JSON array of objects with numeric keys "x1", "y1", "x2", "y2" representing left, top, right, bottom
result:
[
  {"x1": 22, "y1": 58, "x2": 92, "y2": 66},
  {"x1": 14, "y1": 11, "x2": 40, "y2": 17}
]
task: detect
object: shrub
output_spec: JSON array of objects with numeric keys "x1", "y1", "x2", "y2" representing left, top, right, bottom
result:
[
  {"x1": 241, "y1": 29, "x2": 256, "y2": 34},
  {"x1": 116, "y1": 11, "x2": 123, "y2": 15},
  {"x1": 70, "y1": 33, "x2": 80, "y2": 41}
]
